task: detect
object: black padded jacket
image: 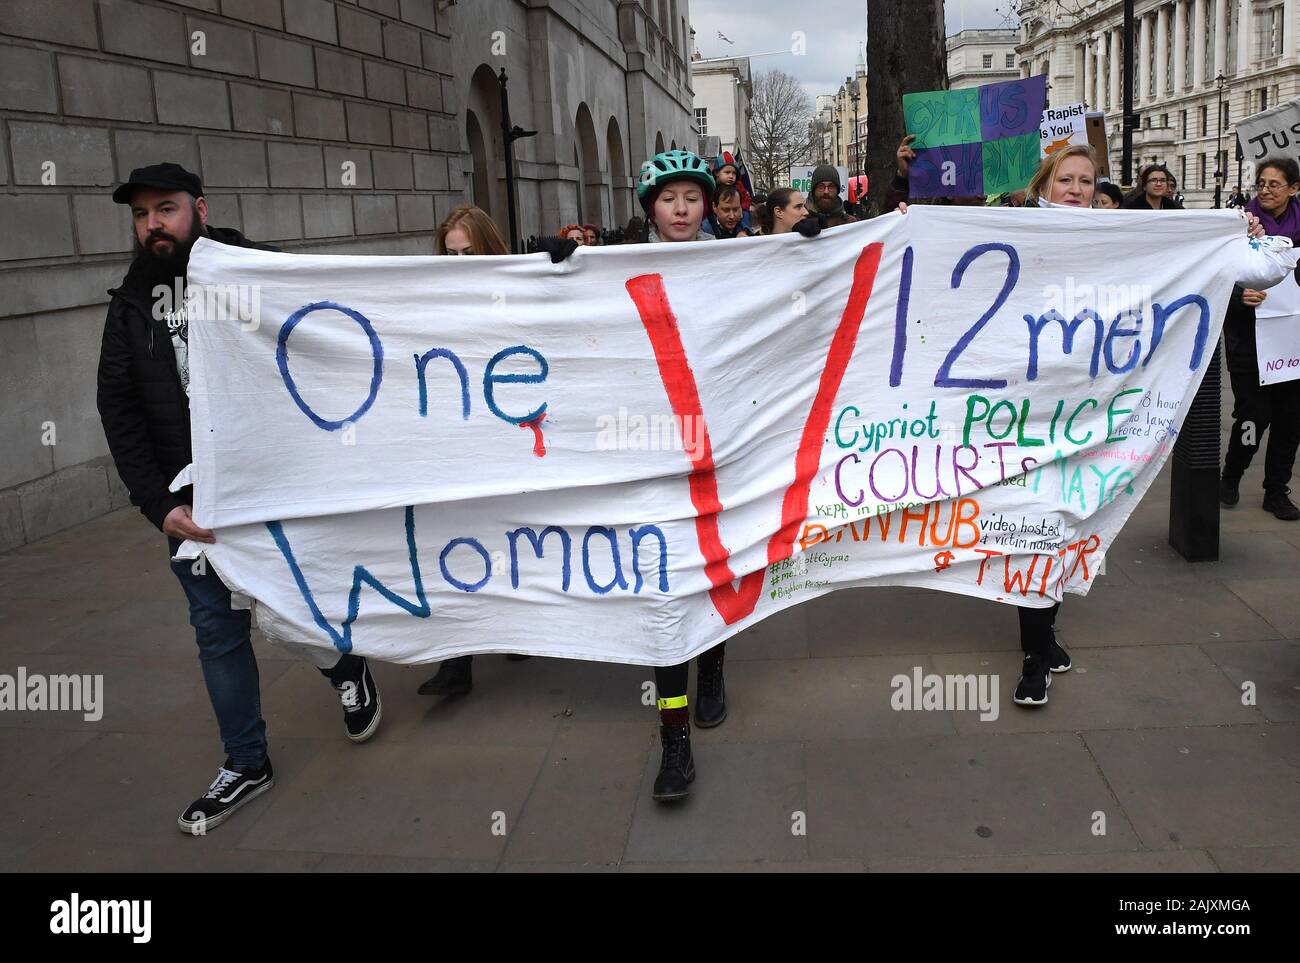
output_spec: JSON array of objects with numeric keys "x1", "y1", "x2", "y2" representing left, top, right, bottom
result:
[{"x1": 96, "y1": 226, "x2": 272, "y2": 531}]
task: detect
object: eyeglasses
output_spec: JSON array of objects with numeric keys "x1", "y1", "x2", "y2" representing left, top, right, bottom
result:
[
  {"x1": 1256, "y1": 180, "x2": 1290, "y2": 191},
  {"x1": 1146, "y1": 177, "x2": 1169, "y2": 185}
]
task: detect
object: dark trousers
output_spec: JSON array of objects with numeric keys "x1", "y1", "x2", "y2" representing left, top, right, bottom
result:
[
  {"x1": 1224, "y1": 367, "x2": 1300, "y2": 495},
  {"x1": 654, "y1": 643, "x2": 725, "y2": 707},
  {"x1": 1018, "y1": 602, "x2": 1061, "y2": 656}
]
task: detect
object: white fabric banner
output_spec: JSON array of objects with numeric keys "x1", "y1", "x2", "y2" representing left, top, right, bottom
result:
[{"x1": 180, "y1": 209, "x2": 1296, "y2": 667}]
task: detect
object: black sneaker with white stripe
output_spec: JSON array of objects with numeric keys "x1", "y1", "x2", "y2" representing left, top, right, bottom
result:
[
  {"x1": 177, "y1": 756, "x2": 274, "y2": 834},
  {"x1": 1013, "y1": 653, "x2": 1052, "y2": 707},
  {"x1": 322, "y1": 654, "x2": 382, "y2": 743}
]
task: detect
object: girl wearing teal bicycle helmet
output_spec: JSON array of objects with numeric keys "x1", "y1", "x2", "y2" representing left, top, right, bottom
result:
[
  {"x1": 636, "y1": 149, "x2": 717, "y2": 244},
  {"x1": 633, "y1": 150, "x2": 730, "y2": 806}
]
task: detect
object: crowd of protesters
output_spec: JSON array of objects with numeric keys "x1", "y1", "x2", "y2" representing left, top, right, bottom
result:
[{"x1": 97, "y1": 119, "x2": 1298, "y2": 830}]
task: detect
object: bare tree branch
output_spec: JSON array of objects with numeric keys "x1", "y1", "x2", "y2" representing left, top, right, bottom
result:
[{"x1": 748, "y1": 69, "x2": 816, "y2": 191}]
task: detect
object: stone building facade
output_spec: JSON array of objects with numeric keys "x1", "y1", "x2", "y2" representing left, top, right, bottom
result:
[
  {"x1": 0, "y1": 0, "x2": 693, "y2": 550},
  {"x1": 829, "y1": 55, "x2": 867, "y2": 175},
  {"x1": 1017, "y1": 0, "x2": 1300, "y2": 204},
  {"x1": 690, "y1": 52, "x2": 752, "y2": 160},
  {"x1": 947, "y1": 28, "x2": 1020, "y2": 89}
]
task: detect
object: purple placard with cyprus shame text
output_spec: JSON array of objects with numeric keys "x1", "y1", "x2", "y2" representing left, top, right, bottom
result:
[{"x1": 979, "y1": 76, "x2": 1048, "y2": 141}]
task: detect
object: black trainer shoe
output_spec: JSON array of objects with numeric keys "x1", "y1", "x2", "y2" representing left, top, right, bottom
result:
[
  {"x1": 1263, "y1": 489, "x2": 1300, "y2": 521},
  {"x1": 652, "y1": 724, "x2": 695, "y2": 803},
  {"x1": 1219, "y1": 474, "x2": 1241, "y2": 506},
  {"x1": 1013, "y1": 654, "x2": 1052, "y2": 707},
  {"x1": 177, "y1": 756, "x2": 273, "y2": 834},
  {"x1": 417, "y1": 655, "x2": 472, "y2": 695},
  {"x1": 322, "y1": 655, "x2": 382, "y2": 743},
  {"x1": 694, "y1": 657, "x2": 727, "y2": 728},
  {"x1": 1046, "y1": 630, "x2": 1072, "y2": 673}
]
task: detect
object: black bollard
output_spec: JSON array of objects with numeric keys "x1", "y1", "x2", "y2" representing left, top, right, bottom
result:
[{"x1": 1168, "y1": 344, "x2": 1222, "y2": 561}]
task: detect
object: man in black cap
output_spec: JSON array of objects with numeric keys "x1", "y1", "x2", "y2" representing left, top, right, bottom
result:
[{"x1": 97, "y1": 164, "x2": 383, "y2": 834}]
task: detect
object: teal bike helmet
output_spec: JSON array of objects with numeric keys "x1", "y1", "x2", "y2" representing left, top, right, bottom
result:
[{"x1": 637, "y1": 149, "x2": 716, "y2": 211}]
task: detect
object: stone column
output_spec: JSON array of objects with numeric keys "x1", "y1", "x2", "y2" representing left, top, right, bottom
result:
[
  {"x1": 1287, "y1": 0, "x2": 1298, "y2": 61},
  {"x1": 1193, "y1": 0, "x2": 1207, "y2": 86},
  {"x1": 1140, "y1": 13, "x2": 1153, "y2": 102},
  {"x1": 1174, "y1": 0, "x2": 1187, "y2": 91},
  {"x1": 1110, "y1": 27, "x2": 1122, "y2": 109},
  {"x1": 1156, "y1": 4, "x2": 1170, "y2": 96},
  {"x1": 1082, "y1": 41, "x2": 1093, "y2": 108},
  {"x1": 1096, "y1": 34, "x2": 1107, "y2": 109},
  {"x1": 1213, "y1": 0, "x2": 1228, "y2": 79},
  {"x1": 1236, "y1": 0, "x2": 1250, "y2": 76}
]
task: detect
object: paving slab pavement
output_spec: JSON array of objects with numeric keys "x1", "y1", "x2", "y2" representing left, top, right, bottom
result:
[{"x1": 1, "y1": 400, "x2": 1297, "y2": 872}]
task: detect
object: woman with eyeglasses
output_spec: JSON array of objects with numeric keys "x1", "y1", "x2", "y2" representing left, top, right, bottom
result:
[
  {"x1": 1221, "y1": 156, "x2": 1300, "y2": 520},
  {"x1": 1122, "y1": 164, "x2": 1183, "y2": 210}
]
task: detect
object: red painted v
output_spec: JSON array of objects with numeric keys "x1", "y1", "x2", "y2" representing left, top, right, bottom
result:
[{"x1": 625, "y1": 242, "x2": 885, "y2": 624}]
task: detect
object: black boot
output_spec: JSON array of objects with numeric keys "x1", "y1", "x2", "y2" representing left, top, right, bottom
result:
[
  {"x1": 652, "y1": 724, "x2": 695, "y2": 803},
  {"x1": 694, "y1": 655, "x2": 727, "y2": 728},
  {"x1": 1263, "y1": 488, "x2": 1300, "y2": 520},
  {"x1": 417, "y1": 655, "x2": 472, "y2": 695},
  {"x1": 1219, "y1": 473, "x2": 1241, "y2": 507}
]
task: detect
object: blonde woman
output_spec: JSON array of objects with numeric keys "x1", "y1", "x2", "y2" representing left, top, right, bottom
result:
[
  {"x1": 1010, "y1": 145, "x2": 1265, "y2": 704},
  {"x1": 1023, "y1": 145, "x2": 1099, "y2": 208}
]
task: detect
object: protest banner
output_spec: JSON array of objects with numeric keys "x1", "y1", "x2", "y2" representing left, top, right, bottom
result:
[
  {"x1": 903, "y1": 76, "x2": 1047, "y2": 197},
  {"x1": 179, "y1": 209, "x2": 1296, "y2": 667},
  {"x1": 1040, "y1": 103, "x2": 1088, "y2": 157},
  {"x1": 1235, "y1": 96, "x2": 1300, "y2": 167}
]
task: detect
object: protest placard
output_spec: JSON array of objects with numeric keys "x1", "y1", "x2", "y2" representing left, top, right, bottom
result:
[
  {"x1": 1236, "y1": 96, "x2": 1300, "y2": 167},
  {"x1": 1040, "y1": 103, "x2": 1088, "y2": 157},
  {"x1": 904, "y1": 76, "x2": 1047, "y2": 197},
  {"x1": 1254, "y1": 268, "x2": 1300, "y2": 385}
]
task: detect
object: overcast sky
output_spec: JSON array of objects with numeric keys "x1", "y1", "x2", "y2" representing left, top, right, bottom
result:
[{"x1": 690, "y1": 0, "x2": 1016, "y2": 101}]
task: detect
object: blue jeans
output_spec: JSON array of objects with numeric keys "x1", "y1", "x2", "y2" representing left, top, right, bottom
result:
[{"x1": 168, "y1": 538, "x2": 267, "y2": 769}]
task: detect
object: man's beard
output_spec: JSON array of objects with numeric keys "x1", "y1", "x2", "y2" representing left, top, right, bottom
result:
[
  {"x1": 130, "y1": 216, "x2": 204, "y2": 286},
  {"x1": 813, "y1": 194, "x2": 840, "y2": 214}
]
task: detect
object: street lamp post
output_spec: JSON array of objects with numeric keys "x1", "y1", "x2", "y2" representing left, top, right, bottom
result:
[
  {"x1": 834, "y1": 117, "x2": 842, "y2": 169},
  {"x1": 1214, "y1": 72, "x2": 1227, "y2": 208},
  {"x1": 847, "y1": 75, "x2": 860, "y2": 179},
  {"x1": 496, "y1": 68, "x2": 537, "y2": 254},
  {"x1": 1169, "y1": 72, "x2": 1228, "y2": 561}
]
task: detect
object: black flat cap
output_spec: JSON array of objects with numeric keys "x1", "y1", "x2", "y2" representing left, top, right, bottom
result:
[{"x1": 112, "y1": 163, "x2": 204, "y2": 204}]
